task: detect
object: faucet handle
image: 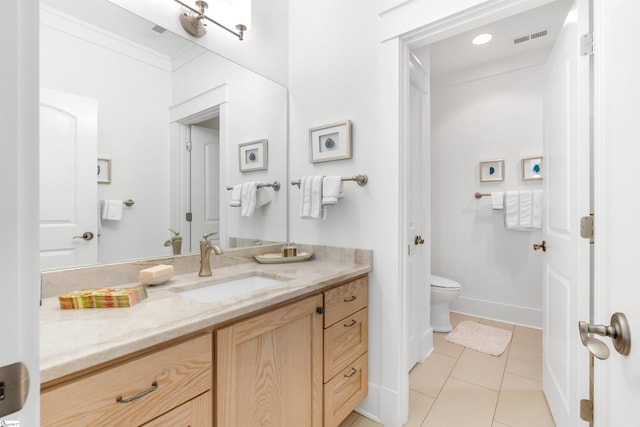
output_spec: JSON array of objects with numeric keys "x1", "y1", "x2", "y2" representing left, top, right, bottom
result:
[{"x1": 202, "y1": 232, "x2": 218, "y2": 241}]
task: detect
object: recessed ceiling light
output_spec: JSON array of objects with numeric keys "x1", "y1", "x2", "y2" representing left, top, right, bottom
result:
[{"x1": 472, "y1": 33, "x2": 493, "y2": 45}]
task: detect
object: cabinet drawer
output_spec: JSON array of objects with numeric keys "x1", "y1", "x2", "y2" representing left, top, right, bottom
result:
[
  {"x1": 323, "y1": 353, "x2": 368, "y2": 427},
  {"x1": 42, "y1": 334, "x2": 212, "y2": 427},
  {"x1": 324, "y1": 307, "x2": 368, "y2": 382},
  {"x1": 324, "y1": 277, "x2": 368, "y2": 327}
]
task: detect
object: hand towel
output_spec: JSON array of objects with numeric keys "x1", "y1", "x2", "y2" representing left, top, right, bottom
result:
[
  {"x1": 504, "y1": 191, "x2": 519, "y2": 229},
  {"x1": 491, "y1": 192, "x2": 504, "y2": 210},
  {"x1": 532, "y1": 190, "x2": 543, "y2": 229},
  {"x1": 322, "y1": 176, "x2": 344, "y2": 205},
  {"x1": 240, "y1": 182, "x2": 258, "y2": 217},
  {"x1": 229, "y1": 184, "x2": 242, "y2": 207},
  {"x1": 255, "y1": 187, "x2": 272, "y2": 209},
  {"x1": 299, "y1": 176, "x2": 325, "y2": 219},
  {"x1": 101, "y1": 200, "x2": 123, "y2": 221},
  {"x1": 518, "y1": 191, "x2": 533, "y2": 228}
]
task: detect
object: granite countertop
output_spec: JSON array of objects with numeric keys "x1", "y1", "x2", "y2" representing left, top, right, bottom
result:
[{"x1": 40, "y1": 255, "x2": 371, "y2": 384}]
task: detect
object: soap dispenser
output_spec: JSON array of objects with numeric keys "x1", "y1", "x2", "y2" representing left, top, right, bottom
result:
[{"x1": 164, "y1": 227, "x2": 182, "y2": 255}]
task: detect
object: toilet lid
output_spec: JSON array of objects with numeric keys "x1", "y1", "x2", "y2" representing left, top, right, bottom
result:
[{"x1": 431, "y1": 274, "x2": 461, "y2": 290}]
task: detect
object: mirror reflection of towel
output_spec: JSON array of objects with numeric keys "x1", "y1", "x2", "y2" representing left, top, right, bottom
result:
[
  {"x1": 241, "y1": 182, "x2": 258, "y2": 217},
  {"x1": 100, "y1": 200, "x2": 123, "y2": 221}
]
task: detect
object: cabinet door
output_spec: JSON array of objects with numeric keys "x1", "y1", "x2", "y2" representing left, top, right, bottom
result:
[{"x1": 216, "y1": 295, "x2": 323, "y2": 427}]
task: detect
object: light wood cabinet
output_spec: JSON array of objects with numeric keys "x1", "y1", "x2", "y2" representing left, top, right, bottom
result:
[
  {"x1": 323, "y1": 277, "x2": 369, "y2": 427},
  {"x1": 215, "y1": 294, "x2": 324, "y2": 427},
  {"x1": 41, "y1": 334, "x2": 212, "y2": 427}
]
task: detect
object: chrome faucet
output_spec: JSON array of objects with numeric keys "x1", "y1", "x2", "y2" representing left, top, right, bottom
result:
[{"x1": 199, "y1": 232, "x2": 223, "y2": 277}]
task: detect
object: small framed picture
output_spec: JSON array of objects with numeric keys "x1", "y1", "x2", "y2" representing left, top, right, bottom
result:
[
  {"x1": 479, "y1": 159, "x2": 504, "y2": 182},
  {"x1": 522, "y1": 156, "x2": 543, "y2": 181},
  {"x1": 238, "y1": 139, "x2": 268, "y2": 172},
  {"x1": 97, "y1": 157, "x2": 111, "y2": 184},
  {"x1": 309, "y1": 120, "x2": 352, "y2": 163}
]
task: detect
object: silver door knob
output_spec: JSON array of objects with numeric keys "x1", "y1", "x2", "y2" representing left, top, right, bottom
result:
[
  {"x1": 414, "y1": 235, "x2": 425, "y2": 245},
  {"x1": 73, "y1": 231, "x2": 94, "y2": 241},
  {"x1": 533, "y1": 240, "x2": 546, "y2": 252},
  {"x1": 579, "y1": 312, "x2": 631, "y2": 360}
]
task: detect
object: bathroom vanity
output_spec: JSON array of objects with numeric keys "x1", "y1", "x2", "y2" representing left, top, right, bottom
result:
[{"x1": 40, "y1": 245, "x2": 371, "y2": 426}]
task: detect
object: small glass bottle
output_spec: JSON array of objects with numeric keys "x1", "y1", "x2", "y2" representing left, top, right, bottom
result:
[{"x1": 281, "y1": 242, "x2": 289, "y2": 257}]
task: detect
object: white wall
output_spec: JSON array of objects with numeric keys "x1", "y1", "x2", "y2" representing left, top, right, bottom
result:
[
  {"x1": 431, "y1": 61, "x2": 545, "y2": 327},
  {"x1": 40, "y1": 7, "x2": 172, "y2": 264},
  {"x1": 289, "y1": 0, "x2": 398, "y2": 423}
]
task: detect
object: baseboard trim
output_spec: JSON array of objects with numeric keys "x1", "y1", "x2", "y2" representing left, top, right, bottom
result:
[{"x1": 451, "y1": 296, "x2": 542, "y2": 328}]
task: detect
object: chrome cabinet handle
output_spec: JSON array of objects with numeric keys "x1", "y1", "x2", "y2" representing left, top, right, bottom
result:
[
  {"x1": 343, "y1": 295, "x2": 356, "y2": 303},
  {"x1": 533, "y1": 240, "x2": 546, "y2": 252},
  {"x1": 72, "y1": 231, "x2": 94, "y2": 241},
  {"x1": 116, "y1": 381, "x2": 158, "y2": 403}
]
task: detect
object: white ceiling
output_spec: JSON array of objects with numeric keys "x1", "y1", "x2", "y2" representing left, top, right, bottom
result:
[{"x1": 417, "y1": 0, "x2": 573, "y2": 77}]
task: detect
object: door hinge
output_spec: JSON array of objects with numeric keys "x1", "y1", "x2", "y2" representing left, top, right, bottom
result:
[
  {"x1": 186, "y1": 141, "x2": 192, "y2": 152},
  {"x1": 581, "y1": 32, "x2": 594, "y2": 56},
  {"x1": 580, "y1": 214, "x2": 594, "y2": 243},
  {"x1": 186, "y1": 212, "x2": 192, "y2": 222},
  {"x1": 580, "y1": 398, "x2": 594, "y2": 422}
]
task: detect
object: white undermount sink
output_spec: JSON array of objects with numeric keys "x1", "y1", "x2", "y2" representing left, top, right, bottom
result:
[{"x1": 178, "y1": 275, "x2": 286, "y2": 303}]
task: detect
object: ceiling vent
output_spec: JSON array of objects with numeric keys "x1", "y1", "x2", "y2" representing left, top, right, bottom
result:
[{"x1": 513, "y1": 28, "x2": 549, "y2": 44}]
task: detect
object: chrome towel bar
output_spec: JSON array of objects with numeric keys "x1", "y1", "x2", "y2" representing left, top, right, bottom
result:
[
  {"x1": 291, "y1": 174, "x2": 368, "y2": 188},
  {"x1": 226, "y1": 181, "x2": 281, "y2": 191}
]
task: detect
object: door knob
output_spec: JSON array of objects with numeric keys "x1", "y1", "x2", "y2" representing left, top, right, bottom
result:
[
  {"x1": 414, "y1": 235, "x2": 425, "y2": 245},
  {"x1": 73, "y1": 231, "x2": 94, "y2": 241},
  {"x1": 533, "y1": 240, "x2": 546, "y2": 252},
  {"x1": 579, "y1": 312, "x2": 631, "y2": 360}
]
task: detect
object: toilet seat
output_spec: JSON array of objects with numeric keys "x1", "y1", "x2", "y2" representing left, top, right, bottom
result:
[{"x1": 430, "y1": 274, "x2": 461, "y2": 290}]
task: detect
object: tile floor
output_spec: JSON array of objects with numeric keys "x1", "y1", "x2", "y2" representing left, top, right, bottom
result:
[{"x1": 339, "y1": 312, "x2": 556, "y2": 427}]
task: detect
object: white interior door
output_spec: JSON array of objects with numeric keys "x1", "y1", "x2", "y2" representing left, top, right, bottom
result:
[
  {"x1": 542, "y1": 1, "x2": 591, "y2": 426},
  {"x1": 190, "y1": 124, "x2": 220, "y2": 250},
  {"x1": 40, "y1": 89, "x2": 98, "y2": 270},
  {"x1": 406, "y1": 53, "x2": 431, "y2": 370},
  {"x1": 593, "y1": 0, "x2": 640, "y2": 425}
]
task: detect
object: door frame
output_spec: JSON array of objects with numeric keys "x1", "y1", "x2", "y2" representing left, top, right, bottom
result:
[{"x1": 385, "y1": 0, "x2": 573, "y2": 425}]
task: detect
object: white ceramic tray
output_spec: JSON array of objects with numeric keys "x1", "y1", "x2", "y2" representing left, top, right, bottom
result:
[{"x1": 255, "y1": 251, "x2": 313, "y2": 264}]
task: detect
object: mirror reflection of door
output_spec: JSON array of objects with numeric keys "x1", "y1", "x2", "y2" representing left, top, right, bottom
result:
[
  {"x1": 188, "y1": 122, "x2": 220, "y2": 252},
  {"x1": 40, "y1": 89, "x2": 98, "y2": 270}
]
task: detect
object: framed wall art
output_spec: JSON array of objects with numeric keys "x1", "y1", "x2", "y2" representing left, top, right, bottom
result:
[
  {"x1": 239, "y1": 139, "x2": 268, "y2": 172},
  {"x1": 309, "y1": 120, "x2": 352, "y2": 163},
  {"x1": 479, "y1": 159, "x2": 504, "y2": 182},
  {"x1": 522, "y1": 156, "x2": 543, "y2": 181},
  {"x1": 97, "y1": 157, "x2": 111, "y2": 184}
]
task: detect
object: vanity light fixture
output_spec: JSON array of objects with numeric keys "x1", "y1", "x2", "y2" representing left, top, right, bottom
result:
[
  {"x1": 175, "y1": 0, "x2": 247, "y2": 40},
  {"x1": 472, "y1": 33, "x2": 493, "y2": 45}
]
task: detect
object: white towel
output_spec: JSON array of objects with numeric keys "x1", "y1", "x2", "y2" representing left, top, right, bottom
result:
[
  {"x1": 322, "y1": 176, "x2": 344, "y2": 205},
  {"x1": 229, "y1": 184, "x2": 242, "y2": 207},
  {"x1": 255, "y1": 187, "x2": 272, "y2": 209},
  {"x1": 491, "y1": 192, "x2": 504, "y2": 210},
  {"x1": 504, "y1": 190, "x2": 543, "y2": 230},
  {"x1": 504, "y1": 191, "x2": 519, "y2": 229},
  {"x1": 532, "y1": 190, "x2": 543, "y2": 229},
  {"x1": 299, "y1": 176, "x2": 325, "y2": 219},
  {"x1": 240, "y1": 182, "x2": 258, "y2": 217},
  {"x1": 100, "y1": 199, "x2": 123, "y2": 221}
]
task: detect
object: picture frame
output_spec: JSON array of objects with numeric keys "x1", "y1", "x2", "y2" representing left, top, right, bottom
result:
[
  {"x1": 479, "y1": 159, "x2": 504, "y2": 182},
  {"x1": 309, "y1": 120, "x2": 352, "y2": 163},
  {"x1": 522, "y1": 156, "x2": 543, "y2": 181},
  {"x1": 97, "y1": 157, "x2": 111, "y2": 184},
  {"x1": 238, "y1": 139, "x2": 268, "y2": 172}
]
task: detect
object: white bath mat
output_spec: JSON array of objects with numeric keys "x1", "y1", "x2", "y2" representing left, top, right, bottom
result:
[{"x1": 445, "y1": 321, "x2": 512, "y2": 356}]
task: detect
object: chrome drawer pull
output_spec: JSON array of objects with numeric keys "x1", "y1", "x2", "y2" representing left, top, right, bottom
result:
[
  {"x1": 116, "y1": 381, "x2": 158, "y2": 403},
  {"x1": 344, "y1": 368, "x2": 357, "y2": 378},
  {"x1": 343, "y1": 295, "x2": 357, "y2": 302},
  {"x1": 344, "y1": 319, "x2": 357, "y2": 327}
]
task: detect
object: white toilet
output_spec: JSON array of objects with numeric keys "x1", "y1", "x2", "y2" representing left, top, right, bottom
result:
[{"x1": 430, "y1": 274, "x2": 462, "y2": 332}]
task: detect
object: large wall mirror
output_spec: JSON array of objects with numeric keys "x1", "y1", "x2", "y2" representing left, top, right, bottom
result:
[{"x1": 39, "y1": 0, "x2": 288, "y2": 271}]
